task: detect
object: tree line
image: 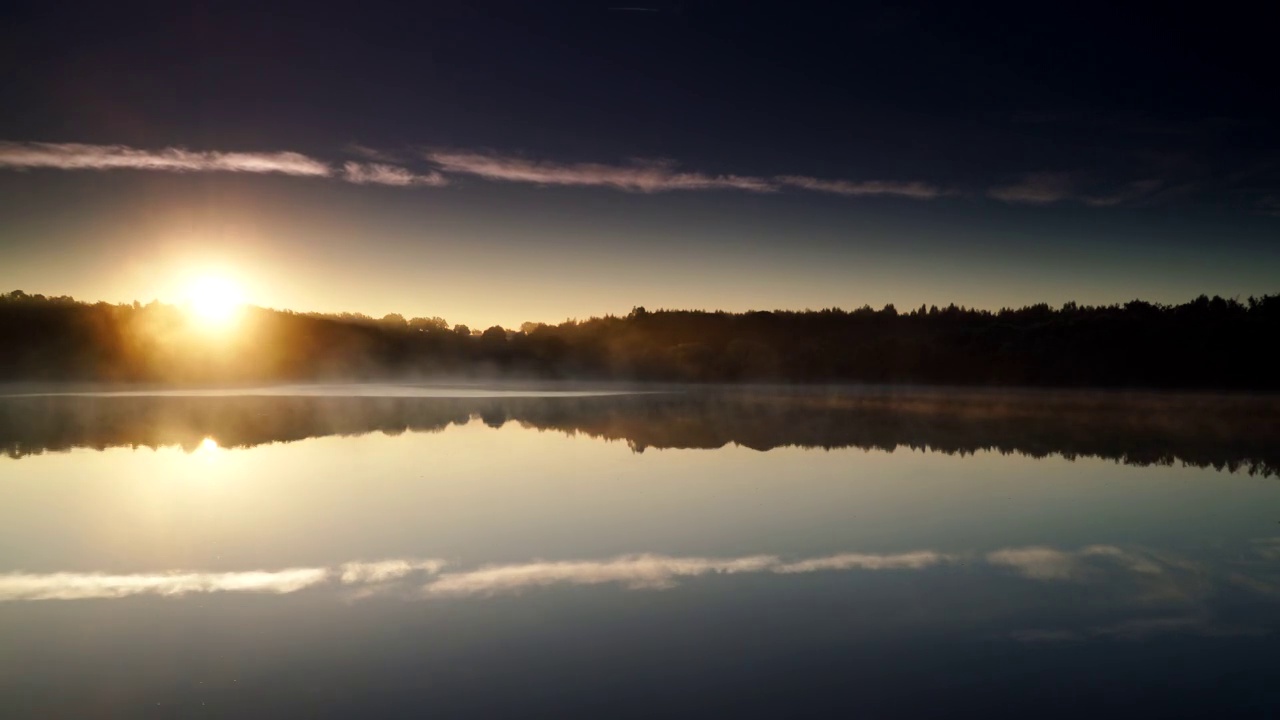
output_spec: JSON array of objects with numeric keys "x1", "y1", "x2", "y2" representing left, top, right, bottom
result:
[
  {"x1": 1, "y1": 290, "x2": 1278, "y2": 388},
  {"x1": 3, "y1": 391, "x2": 1276, "y2": 476}
]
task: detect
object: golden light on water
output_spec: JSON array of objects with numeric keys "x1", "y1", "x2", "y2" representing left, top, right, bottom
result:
[
  {"x1": 185, "y1": 275, "x2": 245, "y2": 329},
  {"x1": 196, "y1": 437, "x2": 222, "y2": 461}
]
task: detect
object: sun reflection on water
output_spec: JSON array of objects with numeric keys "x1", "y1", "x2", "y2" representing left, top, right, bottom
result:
[{"x1": 196, "y1": 436, "x2": 221, "y2": 459}]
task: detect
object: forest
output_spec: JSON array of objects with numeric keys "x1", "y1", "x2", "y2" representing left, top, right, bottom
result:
[{"x1": 2, "y1": 290, "x2": 1278, "y2": 389}]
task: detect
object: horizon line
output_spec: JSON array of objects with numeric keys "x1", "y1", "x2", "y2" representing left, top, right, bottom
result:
[{"x1": 3, "y1": 288, "x2": 1273, "y2": 332}]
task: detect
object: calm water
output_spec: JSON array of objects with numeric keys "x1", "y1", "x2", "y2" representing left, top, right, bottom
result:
[{"x1": 1, "y1": 386, "x2": 1278, "y2": 718}]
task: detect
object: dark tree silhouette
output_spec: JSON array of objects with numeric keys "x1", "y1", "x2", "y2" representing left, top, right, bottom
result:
[{"x1": 1, "y1": 290, "x2": 1278, "y2": 389}]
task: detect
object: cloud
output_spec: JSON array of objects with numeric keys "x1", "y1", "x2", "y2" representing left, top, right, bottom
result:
[
  {"x1": 0, "y1": 141, "x2": 331, "y2": 177},
  {"x1": 1251, "y1": 538, "x2": 1280, "y2": 562},
  {"x1": 986, "y1": 545, "x2": 1162, "y2": 581},
  {"x1": 0, "y1": 141, "x2": 448, "y2": 188},
  {"x1": 987, "y1": 172, "x2": 1077, "y2": 204},
  {"x1": 986, "y1": 546, "x2": 1084, "y2": 580},
  {"x1": 0, "y1": 567, "x2": 331, "y2": 601},
  {"x1": 0, "y1": 141, "x2": 1184, "y2": 210},
  {"x1": 988, "y1": 172, "x2": 1167, "y2": 207},
  {"x1": 424, "y1": 151, "x2": 779, "y2": 193},
  {"x1": 773, "y1": 551, "x2": 952, "y2": 573},
  {"x1": 423, "y1": 150, "x2": 955, "y2": 200},
  {"x1": 5, "y1": 544, "x2": 1277, "y2": 610},
  {"x1": 0, "y1": 549, "x2": 959, "y2": 602},
  {"x1": 1091, "y1": 616, "x2": 1270, "y2": 640},
  {"x1": 998, "y1": 543, "x2": 1278, "y2": 643},
  {"x1": 423, "y1": 554, "x2": 780, "y2": 596},
  {"x1": 339, "y1": 559, "x2": 447, "y2": 584},
  {"x1": 1081, "y1": 179, "x2": 1164, "y2": 207},
  {"x1": 1079, "y1": 545, "x2": 1164, "y2": 575},
  {"x1": 342, "y1": 161, "x2": 448, "y2": 187},
  {"x1": 344, "y1": 143, "x2": 401, "y2": 163},
  {"x1": 1227, "y1": 572, "x2": 1280, "y2": 598},
  {"x1": 1012, "y1": 616, "x2": 1268, "y2": 643},
  {"x1": 0, "y1": 557, "x2": 447, "y2": 601},
  {"x1": 1010, "y1": 628, "x2": 1085, "y2": 643},
  {"x1": 775, "y1": 175, "x2": 946, "y2": 199},
  {"x1": 422, "y1": 550, "x2": 956, "y2": 597}
]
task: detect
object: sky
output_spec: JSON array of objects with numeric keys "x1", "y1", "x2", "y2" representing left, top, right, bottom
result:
[{"x1": 1, "y1": 0, "x2": 1277, "y2": 329}]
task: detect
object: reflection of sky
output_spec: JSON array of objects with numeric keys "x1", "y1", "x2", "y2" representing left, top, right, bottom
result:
[
  {"x1": 2, "y1": 417, "x2": 1279, "y2": 717},
  {"x1": 1, "y1": 542, "x2": 1277, "y2": 718},
  {"x1": 2, "y1": 420, "x2": 1278, "y2": 572},
  {"x1": 6, "y1": 541, "x2": 1276, "y2": 637}
]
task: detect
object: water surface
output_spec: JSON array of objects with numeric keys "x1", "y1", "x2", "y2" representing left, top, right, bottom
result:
[{"x1": 1, "y1": 386, "x2": 1278, "y2": 718}]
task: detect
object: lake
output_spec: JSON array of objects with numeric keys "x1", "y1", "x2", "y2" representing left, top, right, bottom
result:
[{"x1": 1, "y1": 386, "x2": 1278, "y2": 718}]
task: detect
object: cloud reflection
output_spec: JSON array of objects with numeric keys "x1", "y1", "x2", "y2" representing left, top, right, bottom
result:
[
  {"x1": 4, "y1": 544, "x2": 1275, "y2": 615},
  {"x1": 424, "y1": 550, "x2": 962, "y2": 597},
  {"x1": 0, "y1": 550, "x2": 950, "y2": 602},
  {"x1": 986, "y1": 545, "x2": 1163, "y2": 581},
  {"x1": 423, "y1": 554, "x2": 780, "y2": 596}
]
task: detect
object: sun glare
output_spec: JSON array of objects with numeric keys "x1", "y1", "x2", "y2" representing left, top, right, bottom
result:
[
  {"x1": 196, "y1": 436, "x2": 223, "y2": 463},
  {"x1": 186, "y1": 275, "x2": 245, "y2": 328}
]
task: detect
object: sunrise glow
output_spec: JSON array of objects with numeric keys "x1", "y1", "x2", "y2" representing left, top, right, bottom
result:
[{"x1": 185, "y1": 275, "x2": 244, "y2": 329}]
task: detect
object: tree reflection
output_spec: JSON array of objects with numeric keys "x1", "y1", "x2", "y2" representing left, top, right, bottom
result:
[{"x1": 1, "y1": 389, "x2": 1276, "y2": 476}]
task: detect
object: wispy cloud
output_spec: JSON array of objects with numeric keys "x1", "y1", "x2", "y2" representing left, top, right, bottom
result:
[
  {"x1": 1082, "y1": 179, "x2": 1164, "y2": 207},
  {"x1": 986, "y1": 546, "x2": 1085, "y2": 580},
  {"x1": 1251, "y1": 538, "x2": 1280, "y2": 562},
  {"x1": 987, "y1": 172, "x2": 1077, "y2": 204},
  {"x1": 422, "y1": 150, "x2": 953, "y2": 200},
  {"x1": 1011, "y1": 628, "x2": 1086, "y2": 643},
  {"x1": 773, "y1": 551, "x2": 951, "y2": 573},
  {"x1": 775, "y1": 175, "x2": 946, "y2": 199},
  {"x1": 0, "y1": 140, "x2": 1195, "y2": 209},
  {"x1": 424, "y1": 554, "x2": 780, "y2": 596},
  {"x1": 423, "y1": 550, "x2": 956, "y2": 597},
  {"x1": 1078, "y1": 545, "x2": 1165, "y2": 575},
  {"x1": 0, "y1": 141, "x2": 451, "y2": 188},
  {"x1": 0, "y1": 567, "x2": 332, "y2": 601},
  {"x1": 986, "y1": 545, "x2": 1163, "y2": 581},
  {"x1": 988, "y1": 172, "x2": 1167, "y2": 207},
  {"x1": 0, "y1": 558, "x2": 447, "y2": 601},
  {"x1": 5, "y1": 544, "x2": 1277, "y2": 609},
  {"x1": 0, "y1": 141, "x2": 331, "y2": 177},
  {"x1": 998, "y1": 541, "x2": 1278, "y2": 643},
  {"x1": 339, "y1": 559, "x2": 447, "y2": 584},
  {"x1": 342, "y1": 161, "x2": 448, "y2": 187},
  {"x1": 0, "y1": 549, "x2": 957, "y2": 602},
  {"x1": 424, "y1": 151, "x2": 779, "y2": 193},
  {"x1": 1012, "y1": 616, "x2": 1268, "y2": 643},
  {"x1": 344, "y1": 142, "x2": 401, "y2": 163},
  {"x1": 1089, "y1": 616, "x2": 1269, "y2": 640}
]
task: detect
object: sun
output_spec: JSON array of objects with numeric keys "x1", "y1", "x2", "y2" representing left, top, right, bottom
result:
[{"x1": 185, "y1": 275, "x2": 245, "y2": 328}]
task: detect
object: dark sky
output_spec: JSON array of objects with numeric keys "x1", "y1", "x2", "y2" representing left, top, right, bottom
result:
[{"x1": 1, "y1": 0, "x2": 1277, "y2": 327}]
